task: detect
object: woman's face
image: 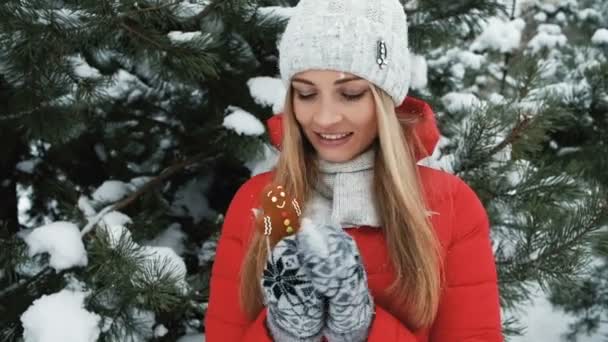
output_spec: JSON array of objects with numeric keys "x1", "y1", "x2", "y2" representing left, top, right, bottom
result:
[{"x1": 291, "y1": 70, "x2": 378, "y2": 163}]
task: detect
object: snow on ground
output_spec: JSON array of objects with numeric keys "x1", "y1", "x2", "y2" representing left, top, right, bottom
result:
[{"x1": 511, "y1": 287, "x2": 606, "y2": 342}]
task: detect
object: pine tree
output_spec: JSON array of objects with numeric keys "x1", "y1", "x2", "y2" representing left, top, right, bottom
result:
[
  {"x1": 416, "y1": 0, "x2": 608, "y2": 338},
  {"x1": 0, "y1": 0, "x2": 606, "y2": 341},
  {"x1": 517, "y1": 0, "x2": 608, "y2": 340},
  {"x1": 0, "y1": 0, "x2": 287, "y2": 340}
]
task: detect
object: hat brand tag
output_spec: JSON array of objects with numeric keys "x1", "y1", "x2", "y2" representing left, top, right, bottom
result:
[{"x1": 377, "y1": 40, "x2": 388, "y2": 69}]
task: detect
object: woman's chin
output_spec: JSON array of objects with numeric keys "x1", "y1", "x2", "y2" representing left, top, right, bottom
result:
[{"x1": 314, "y1": 148, "x2": 356, "y2": 163}]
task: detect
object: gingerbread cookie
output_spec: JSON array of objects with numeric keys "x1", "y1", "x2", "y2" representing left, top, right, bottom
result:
[{"x1": 257, "y1": 183, "x2": 302, "y2": 245}]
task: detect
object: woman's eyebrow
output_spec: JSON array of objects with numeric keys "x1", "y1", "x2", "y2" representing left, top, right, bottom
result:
[
  {"x1": 291, "y1": 76, "x2": 363, "y2": 85},
  {"x1": 334, "y1": 76, "x2": 362, "y2": 85},
  {"x1": 292, "y1": 78, "x2": 314, "y2": 85}
]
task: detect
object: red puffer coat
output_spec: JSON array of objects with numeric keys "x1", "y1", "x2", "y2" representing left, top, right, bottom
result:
[{"x1": 204, "y1": 96, "x2": 503, "y2": 341}]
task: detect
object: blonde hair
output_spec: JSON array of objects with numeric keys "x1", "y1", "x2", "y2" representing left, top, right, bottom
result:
[{"x1": 239, "y1": 84, "x2": 443, "y2": 329}]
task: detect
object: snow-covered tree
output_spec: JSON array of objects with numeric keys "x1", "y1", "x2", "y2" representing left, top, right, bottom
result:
[
  {"x1": 0, "y1": 0, "x2": 286, "y2": 340},
  {"x1": 512, "y1": 0, "x2": 608, "y2": 340},
  {"x1": 419, "y1": 0, "x2": 608, "y2": 339}
]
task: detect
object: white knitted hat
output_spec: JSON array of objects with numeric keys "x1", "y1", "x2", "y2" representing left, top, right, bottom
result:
[{"x1": 278, "y1": 0, "x2": 411, "y2": 106}]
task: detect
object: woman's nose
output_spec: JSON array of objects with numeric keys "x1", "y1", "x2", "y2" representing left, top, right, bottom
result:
[{"x1": 312, "y1": 102, "x2": 342, "y2": 127}]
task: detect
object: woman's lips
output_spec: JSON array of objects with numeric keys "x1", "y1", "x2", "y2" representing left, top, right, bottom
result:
[{"x1": 315, "y1": 132, "x2": 354, "y2": 147}]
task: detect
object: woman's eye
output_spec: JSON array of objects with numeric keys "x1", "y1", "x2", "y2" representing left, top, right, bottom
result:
[
  {"x1": 342, "y1": 92, "x2": 365, "y2": 101},
  {"x1": 296, "y1": 92, "x2": 316, "y2": 100}
]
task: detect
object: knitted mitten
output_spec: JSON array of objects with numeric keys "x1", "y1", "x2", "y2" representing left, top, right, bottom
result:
[
  {"x1": 297, "y1": 218, "x2": 374, "y2": 342},
  {"x1": 261, "y1": 234, "x2": 325, "y2": 341}
]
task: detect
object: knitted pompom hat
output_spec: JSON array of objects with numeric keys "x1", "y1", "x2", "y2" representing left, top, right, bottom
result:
[{"x1": 278, "y1": 0, "x2": 411, "y2": 106}]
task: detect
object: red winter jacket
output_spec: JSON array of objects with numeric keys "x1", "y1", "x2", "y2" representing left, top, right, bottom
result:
[{"x1": 205, "y1": 97, "x2": 503, "y2": 341}]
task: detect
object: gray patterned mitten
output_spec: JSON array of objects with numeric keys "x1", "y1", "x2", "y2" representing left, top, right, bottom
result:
[
  {"x1": 297, "y1": 218, "x2": 374, "y2": 342},
  {"x1": 261, "y1": 234, "x2": 325, "y2": 341}
]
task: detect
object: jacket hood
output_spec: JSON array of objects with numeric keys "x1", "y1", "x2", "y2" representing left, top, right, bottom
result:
[{"x1": 265, "y1": 96, "x2": 440, "y2": 161}]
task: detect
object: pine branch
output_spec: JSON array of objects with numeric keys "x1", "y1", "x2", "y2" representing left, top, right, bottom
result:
[
  {"x1": 192, "y1": 2, "x2": 217, "y2": 22},
  {"x1": 119, "y1": 20, "x2": 165, "y2": 50},
  {"x1": 0, "y1": 151, "x2": 219, "y2": 301},
  {"x1": 122, "y1": 0, "x2": 182, "y2": 16},
  {"x1": 489, "y1": 114, "x2": 532, "y2": 156},
  {"x1": 497, "y1": 194, "x2": 608, "y2": 283},
  {"x1": 81, "y1": 152, "x2": 219, "y2": 236}
]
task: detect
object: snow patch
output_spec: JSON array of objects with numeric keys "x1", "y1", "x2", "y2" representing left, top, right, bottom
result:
[
  {"x1": 99, "y1": 224, "x2": 133, "y2": 249},
  {"x1": 68, "y1": 55, "x2": 102, "y2": 79},
  {"x1": 578, "y1": 8, "x2": 600, "y2": 21},
  {"x1": 168, "y1": 31, "x2": 203, "y2": 43},
  {"x1": 92, "y1": 180, "x2": 132, "y2": 203},
  {"x1": 101, "y1": 211, "x2": 133, "y2": 228},
  {"x1": 154, "y1": 324, "x2": 168, "y2": 338},
  {"x1": 247, "y1": 77, "x2": 286, "y2": 113},
  {"x1": 16, "y1": 159, "x2": 41, "y2": 174},
  {"x1": 591, "y1": 28, "x2": 608, "y2": 45},
  {"x1": 258, "y1": 6, "x2": 296, "y2": 19},
  {"x1": 17, "y1": 183, "x2": 33, "y2": 226},
  {"x1": 23, "y1": 222, "x2": 88, "y2": 271},
  {"x1": 21, "y1": 289, "x2": 101, "y2": 342},
  {"x1": 409, "y1": 52, "x2": 428, "y2": 89},
  {"x1": 170, "y1": 178, "x2": 216, "y2": 224},
  {"x1": 534, "y1": 12, "x2": 547, "y2": 22},
  {"x1": 140, "y1": 246, "x2": 188, "y2": 289},
  {"x1": 144, "y1": 223, "x2": 187, "y2": 256},
  {"x1": 223, "y1": 106, "x2": 265, "y2": 136},
  {"x1": 528, "y1": 24, "x2": 568, "y2": 53},
  {"x1": 417, "y1": 136, "x2": 455, "y2": 173},
  {"x1": 244, "y1": 143, "x2": 279, "y2": 177},
  {"x1": 198, "y1": 234, "x2": 219, "y2": 265},
  {"x1": 177, "y1": 334, "x2": 205, "y2": 342},
  {"x1": 471, "y1": 17, "x2": 525, "y2": 53},
  {"x1": 175, "y1": 1, "x2": 207, "y2": 18},
  {"x1": 103, "y1": 69, "x2": 148, "y2": 101},
  {"x1": 441, "y1": 92, "x2": 483, "y2": 112},
  {"x1": 78, "y1": 195, "x2": 97, "y2": 217}
]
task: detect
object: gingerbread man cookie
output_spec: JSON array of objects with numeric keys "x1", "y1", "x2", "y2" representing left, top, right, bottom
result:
[{"x1": 257, "y1": 183, "x2": 302, "y2": 246}]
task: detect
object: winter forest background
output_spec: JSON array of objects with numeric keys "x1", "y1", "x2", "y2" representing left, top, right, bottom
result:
[{"x1": 0, "y1": 0, "x2": 607, "y2": 341}]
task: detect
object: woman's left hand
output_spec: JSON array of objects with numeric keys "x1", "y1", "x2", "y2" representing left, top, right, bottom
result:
[{"x1": 296, "y1": 218, "x2": 374, "y2": 342}]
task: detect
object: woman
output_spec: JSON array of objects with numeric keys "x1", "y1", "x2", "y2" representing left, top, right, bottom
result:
[{"x1": 204, "y1": 0, "x2": 502, "y2": 341}]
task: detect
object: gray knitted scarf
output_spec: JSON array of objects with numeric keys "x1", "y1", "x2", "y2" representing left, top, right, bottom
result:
[{"x1": 305, "y1": 147, "x2": 382, "y2": 229}]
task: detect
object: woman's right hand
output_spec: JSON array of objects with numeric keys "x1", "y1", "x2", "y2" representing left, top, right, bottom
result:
[{"x1": 261, "y1": 234, "x2": 326, "y2": 341}]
